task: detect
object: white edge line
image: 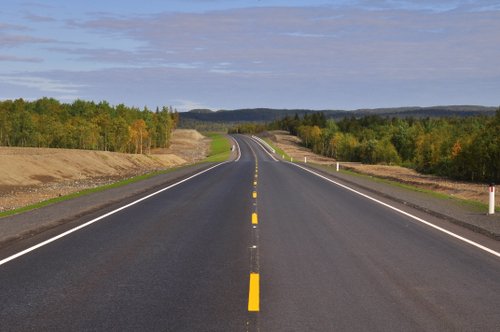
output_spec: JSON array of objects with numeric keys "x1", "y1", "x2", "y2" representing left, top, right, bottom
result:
[
  {"x1": 231, "y1": 135, "x2": 241, "y2": 162},
  {"x1": 250, "y1": 136, "x2": 279, "y2": 162},
  {"x1": 289, "y1": 162, "x2": 500, "y2": 258},
  {"x1": 0, "y1": 161, "x2": 229, "y2": 267}
]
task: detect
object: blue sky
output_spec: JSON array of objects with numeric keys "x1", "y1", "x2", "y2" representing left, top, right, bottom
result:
[{"x1": 1, "y1": 1, "x2": 499, "y2": 111}]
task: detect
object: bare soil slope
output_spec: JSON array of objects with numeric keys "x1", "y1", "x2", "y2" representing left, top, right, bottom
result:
[
  {"x1": 267, "y1": 130, "x2": 334, "y2": 165},
  {"x1": 0, "y1": 129, "x2": 209, "y2": 211},
  {"x1": 268, "y1": 131, "x2": 497, "y2": 207}
]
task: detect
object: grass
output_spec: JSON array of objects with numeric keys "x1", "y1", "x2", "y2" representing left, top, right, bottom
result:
[
  {"x1": 317, "y1": 164, "x2": 497, "y2": 213},
  {"x1": 0, "y1": 167, "x2": 186, "y2": 219},
  {"x1": 263, "y1": 138, "x2": 290, "y2": 160},
  {"x1": 203, "y1": 133, "x2": 231, "y2": 163}
]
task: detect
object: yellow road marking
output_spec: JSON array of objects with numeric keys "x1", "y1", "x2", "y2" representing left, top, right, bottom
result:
[
  {"x1": 248, "y1": 273, "x2": 260, "y2": 312},
  {"x1": 252, "y1": 212, "x2": 258, "y2": 225},
  {"x1": 253, "y1": 181, "x2": 257, "y2": 186},
  {"x1": 252, "y1": 191, "x2": 257, "y2": 199}
]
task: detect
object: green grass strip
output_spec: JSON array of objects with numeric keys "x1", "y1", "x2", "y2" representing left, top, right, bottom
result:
[{"x1": 203, "y1": 133, "x2": 232, "y2": 163}]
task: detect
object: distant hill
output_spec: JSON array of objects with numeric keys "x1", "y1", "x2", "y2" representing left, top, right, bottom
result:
[
  {"x1": 352, "y1": 105, "x2": 497, "y2": 118},
  {"x1": 180, "y1": 108, "x2": 335, "y2": 122},
  {"x1": 179, "y1": 105, "x2": 497, "y2": 125},
  {"x1": 188, "y1": 109, "x2": 214, "y2": 114}
]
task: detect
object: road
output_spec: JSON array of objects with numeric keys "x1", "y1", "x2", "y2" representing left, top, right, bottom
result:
[{"x1": 0, "y1": 135, "x2": 499, "y2": 331}]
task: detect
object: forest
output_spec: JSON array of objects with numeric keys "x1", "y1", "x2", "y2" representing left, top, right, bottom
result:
[
  {"x1": 231, "y1": 111, "x2": 500, "y2": 183},
  {"x1": 2, "y1": 97, "x2": 499, "y2": 183},
  {"x1": 0, "y1": 98, "x2": 178, "y2": 154}
]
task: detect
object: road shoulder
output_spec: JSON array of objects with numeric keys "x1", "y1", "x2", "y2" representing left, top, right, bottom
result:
[{"x1": 297, "y1": 162, "x2": 500, "y2": 241}]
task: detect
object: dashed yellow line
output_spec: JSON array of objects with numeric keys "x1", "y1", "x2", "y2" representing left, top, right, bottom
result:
[
  {"x1": 252, "y1": 212, "x2": 258, "y2": 225},
  {"x1": 247, "y1": 148, "x2": 260, "y2": 314},
  {"x1": 248, "y1": 273, "x2": 260, "y2": 312}
]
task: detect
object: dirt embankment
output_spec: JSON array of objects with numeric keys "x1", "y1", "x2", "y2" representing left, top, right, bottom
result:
[
  {"x1": 265, "y1": 130, "x2": 334, "y2": 165},
  {"x1": 0, "y1": 129, "x2": 209, "y2": 212},
  {"x1": 267, "y1": 130, "x2": 497, "y2": 207}
]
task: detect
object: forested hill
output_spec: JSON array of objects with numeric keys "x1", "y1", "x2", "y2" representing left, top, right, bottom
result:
[
  {"x1": 182, "y1": 108, "x2": 340, "y2": 122},
  {"x1": 180, "y1": 105, "x2": 497, "y2": 123}
]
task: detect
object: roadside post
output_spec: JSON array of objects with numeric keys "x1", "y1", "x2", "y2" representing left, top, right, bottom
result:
[
  {"x1": 489, "y1": 183, "x2": 495, "y2": 215},
  {"x1": 305, "y1": 157, "x2": 307, "y2": 163},
  {"x1": 336, "y1": 162, "x2": 339, "y2": 172}
]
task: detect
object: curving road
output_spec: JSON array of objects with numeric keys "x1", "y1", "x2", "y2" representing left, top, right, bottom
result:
[{"x1": 0, "y1": 135, "x2": 499, "y2": 331}]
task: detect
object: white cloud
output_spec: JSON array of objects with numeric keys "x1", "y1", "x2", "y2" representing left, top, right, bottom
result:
[
  {"x1": 209, "y1": 68, "x2": 236, "y2": 74},
  {"x1": 68, "y1": 6, "x2": 500, "y2": 81},
  {"x1": 56, "y1": 94, "x2": 81, "y2": 101},
  {"x1": 172, "y1": 99, "x2": 211, "y2": 112},
  {"x1": 23, "y1": 13, "x2": 56, "y2": 22},
  {"x1": 0, "y1": 75, "x2": 84, "y2": 94},
  {"x1": 282, "y1": 32, "x2": 328, "y2": 38},
  {"x1": 2, "y1": 2, "x2": 499, "y2": 109},
  {"x1": 0, "y1": 54, "x2": 42, "y2": 62},
  {"x1": 0, "y1": 34, "x2": 55, "y2": 48}
]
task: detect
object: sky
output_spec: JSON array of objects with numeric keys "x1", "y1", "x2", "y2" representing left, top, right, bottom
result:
[{"x1": 0, "y1": 1, "x2": 499, "y2": 111}]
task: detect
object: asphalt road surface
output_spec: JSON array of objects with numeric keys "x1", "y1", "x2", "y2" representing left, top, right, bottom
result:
[{"x1": 0, "y1": 135, "x2": 499, "y2": 331}]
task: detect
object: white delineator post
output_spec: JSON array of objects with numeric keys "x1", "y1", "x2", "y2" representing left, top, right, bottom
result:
[
  {"x1": 489, "y1": 183, "x2": 495, "y2": 215},
  {"x1": 305, "y1": 157, "x2": 307, "y2": 163},
  {"x1": 336, "y1": 162, "x2": 339, "y2": 172}
]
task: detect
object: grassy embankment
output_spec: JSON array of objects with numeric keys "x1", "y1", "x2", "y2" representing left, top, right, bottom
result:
[
  {"x1": 263, "y1": 138, "x2": 290, "y2": 160},
  {"x1": 0, "y1": 133, "x2": 232, "y2": 218},
  {"x1": 203, "y1": 133, "x2": 232, "y2": 162}
]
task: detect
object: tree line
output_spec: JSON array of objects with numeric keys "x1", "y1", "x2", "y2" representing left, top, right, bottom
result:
[
  {"x1": 0, "y1": 98, "x2": 179, "y2": 154},
  {"x1": 231, "y1": 111, "x2": 500, "y2": 183}
]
